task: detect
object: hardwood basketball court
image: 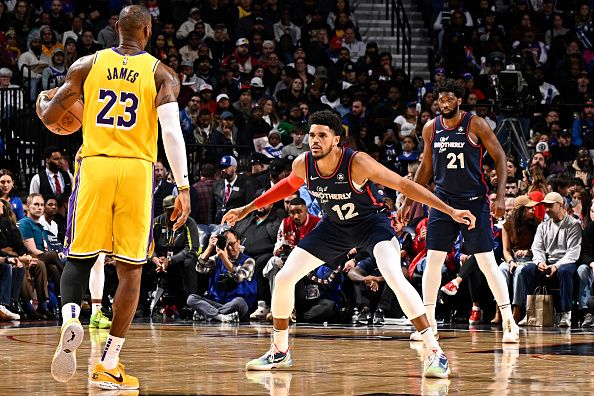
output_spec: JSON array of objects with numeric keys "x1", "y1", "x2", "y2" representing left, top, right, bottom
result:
[{"x1": 1, "y1": 320, "x2": 593, "y2": 394}]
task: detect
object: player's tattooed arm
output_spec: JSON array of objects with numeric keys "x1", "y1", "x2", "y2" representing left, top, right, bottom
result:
[
  {"x1": 37, "y1": 55, "x2": 93, "y2": 125},
  {"x1": 155, "y1": 63, "x2": 180, "y2": 107}
]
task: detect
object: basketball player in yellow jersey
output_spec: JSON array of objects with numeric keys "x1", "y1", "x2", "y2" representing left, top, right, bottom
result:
[{"x1": 37, "y1": 5, "x2": 190, "y2": 390}]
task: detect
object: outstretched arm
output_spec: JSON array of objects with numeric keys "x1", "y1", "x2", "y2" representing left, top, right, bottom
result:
[
  {"x1": 36, "y1": 55, "x2": 93, "y2": 125},
  {"x1": 353, "y1": 152, "x2": 476, "y2": 228},
  {"x1": 221, "y1": 154, "x2": 308, "y2": 225}
]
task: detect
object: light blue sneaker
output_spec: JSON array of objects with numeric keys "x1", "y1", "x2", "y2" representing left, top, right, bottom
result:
[
  {"x1": 424, "y1": 352, "x2": 451, "y2": 378},
  {"x1": 246, "y1": 345, "x2": 292, "y2": 371}
]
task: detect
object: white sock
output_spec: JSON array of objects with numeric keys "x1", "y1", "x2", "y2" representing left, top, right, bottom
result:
[
  {"x1": 421, "y1": 327, "x2": 443, "y2": 355},
  {"x1": 92, "y1": 303, "x2": 102, "y2": 316},
  {"x1": 101, "y1": 335, "x2": 125, "y2": 370},
  {"x1": 273, "y1": 328, "x2": 289, "y2": 352},
  {"x1": 61, "y1": 303, "x2": 80, "y2": 325},
  {"x1": 423, "y1": 250, "x2": 447, "y2": 326},
  {"x1": 475, "y1": 252, "x2": 515, "y2": 325}
]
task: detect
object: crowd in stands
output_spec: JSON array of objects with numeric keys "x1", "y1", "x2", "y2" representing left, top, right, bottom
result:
[{"x1": 0, "y1": 0, "x2": 594, "y2": 328}]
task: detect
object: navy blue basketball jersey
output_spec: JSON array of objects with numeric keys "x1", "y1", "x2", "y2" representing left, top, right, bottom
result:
[
  {"x1": 431, "y1": 112, "x2": 488, "y2": 199},
  {"x1": 305, "y1": 147, "x2": 386, "y2": 225}
]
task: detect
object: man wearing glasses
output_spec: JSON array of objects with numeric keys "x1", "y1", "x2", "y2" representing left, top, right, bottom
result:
[{"x1": 189, "y1": 229, "x2": 257, "y2": 322}]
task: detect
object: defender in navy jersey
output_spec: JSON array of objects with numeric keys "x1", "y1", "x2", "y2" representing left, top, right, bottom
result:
[
  {"x1": 223, "y1": 110, "x2": 475, "y2": 379},
  {"x1": 398, "y1": 79, "x2": 519, "y2": 344}
]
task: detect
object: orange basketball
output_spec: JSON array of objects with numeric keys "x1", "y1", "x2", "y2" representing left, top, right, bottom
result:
[{"x1": 44, "y1": 98, "x2": 84, "y2": 136}]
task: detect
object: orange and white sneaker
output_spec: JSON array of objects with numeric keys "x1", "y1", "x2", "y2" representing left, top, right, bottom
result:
[{"x1": 90, "y1": 361, "x2": 139, "y2": 390}]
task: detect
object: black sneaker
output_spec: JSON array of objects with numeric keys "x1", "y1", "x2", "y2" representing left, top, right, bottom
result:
[
  {"x1": 372, "y1": 309, "x2": 385, "y2": 326},
  {"x1": 356, "y1": 307, "x2": 371, "y2": 325}
]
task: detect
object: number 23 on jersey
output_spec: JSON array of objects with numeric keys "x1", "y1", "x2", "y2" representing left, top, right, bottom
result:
[{"x1": 96, "y1": 88, "x2": 139, "y2": 130}]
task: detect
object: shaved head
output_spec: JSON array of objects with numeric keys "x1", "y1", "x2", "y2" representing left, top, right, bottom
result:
[{"x1": 118, "y1": 5, "x2": 151, "y2": 38}]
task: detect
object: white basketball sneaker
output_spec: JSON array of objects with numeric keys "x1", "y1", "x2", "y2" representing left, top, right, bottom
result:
[{"x1": 502, "y1": 319, "x2": 520, "y2": 343}]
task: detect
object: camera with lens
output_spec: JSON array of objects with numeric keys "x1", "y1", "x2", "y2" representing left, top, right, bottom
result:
[
  {"x1": 490, "y1": 64, "x2": 537, "y2": 116},
  {"x1": 216, "y1": 234, "x2": 227, "y2": 250},
  {"x1": 216, "y1": 272, "x2": 236, "y2": 291}
]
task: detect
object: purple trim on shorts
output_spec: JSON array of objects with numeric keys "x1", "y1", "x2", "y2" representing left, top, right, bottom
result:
[
  {"x1": 111, "y1": 47, "x2": 146, "y2": 56},
  {"x1": 146, "y1": 164, "x2": 156, "y2": 256},
  {"x1": 64, "y1": 158, "x2": 83, "y2": 256}
]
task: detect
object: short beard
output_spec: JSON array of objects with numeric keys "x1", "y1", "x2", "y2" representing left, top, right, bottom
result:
[
  {"x1": 311, "y1": 146, "x2": 332, "y2": 160},
  {"x1": 441, "y1": 104, "x2": 459, "y2": 119}
]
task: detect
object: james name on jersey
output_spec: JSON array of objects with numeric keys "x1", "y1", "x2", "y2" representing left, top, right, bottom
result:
[{"x1": 106, "y1": 67, "x2": 140, "y2": 83}]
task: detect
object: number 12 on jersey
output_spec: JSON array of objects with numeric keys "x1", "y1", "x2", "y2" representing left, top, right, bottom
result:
[
  {"x1": 332, "y1": 203, "x2": 359, "y2": 221},
  {"x1": 96, "y1": 89, "x2": 139, "y2": 130},
  {"x1": 446, "y1": 152, "x2": 465, "y2": 169}
]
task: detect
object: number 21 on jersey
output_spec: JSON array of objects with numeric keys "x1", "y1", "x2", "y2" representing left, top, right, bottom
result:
[
  {"x1": 446, "y1": 152, "x2": 465, "y2": 169},
  {"x1": 96, "y1": 88, "x2": 139, "y2": 130}
]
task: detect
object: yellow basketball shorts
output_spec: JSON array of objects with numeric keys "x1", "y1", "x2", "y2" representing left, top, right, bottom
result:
[{"x1": 64, "y1": 156, "x2": 155, "y2": 264}]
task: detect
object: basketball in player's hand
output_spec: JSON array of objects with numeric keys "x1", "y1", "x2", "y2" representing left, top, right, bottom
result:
[{"x1": 36, "y1": 88, "x2": 83, "y2": 135}]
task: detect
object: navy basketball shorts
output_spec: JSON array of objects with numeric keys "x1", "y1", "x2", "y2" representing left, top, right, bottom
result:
[
  {"x1": 426, "y1": 191, "x2": 494, "y2": 254},
  {"x1": 298, "y1": 212, "x2": 396, "y2": 268}
]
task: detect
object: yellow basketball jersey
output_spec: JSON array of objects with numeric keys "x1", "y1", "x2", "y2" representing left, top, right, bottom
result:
[{"x1": 82, "y1": 48, "x2": 160, "y2": 162}]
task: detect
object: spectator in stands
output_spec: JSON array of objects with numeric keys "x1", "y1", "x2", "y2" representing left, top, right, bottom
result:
[
  {"x1": 63, "y1": 37, "x2": 77, "y2": 69},
  {"x1": 273, "y1": 8, "x2": 301, "y2": 45},
  {"x1": 0, "y1": 169, "x2": 23, "y2": 220},
  {"x1": 179, "y1": 31, "x2": 202, "y2": 64},
  {"x1": 61, "y1": 15, "x2": 83, "y2": 45},
  {"x1": 281, "y1": 125, "x2": 308, "y2": 158},
  {"x1": 578, "y1": 214, "x2": 594, "y2": 327},
  {"x1": 572, "y1": 99, "x2": 594, "y2": 148},
  {"x1": 153, "y1": 161, "x2": 176, "y2": 218},
  {"x1": 0, "y1": 67, "x2": 24, "y2": 119},
  {"x1": 210, "y1": 155, "x2": 257, "y2": 224},
  {"x1": 516, "y1": 192, "x2": 581, "y2": 327},
  {"x1": 47, "y1": 0, "x2": 68, "y2": 33},
  {"x1": 76, "y1": 29, "x2": 101, "y2": 57},
  {"x1": 0, "y1": 28, "x2": 20, "y2": 71},
  {"x1": 262, "y1": 129, "x2": 283, "y2": 159},
  {"x1": 189, "y1": 229, "x2": 257, "y2": 322},
  {"x1": 29, "y1": 146, "x2": 72, "y2": 198},
  {"x1": 342, "y1": 27, "x2": 365, "y2": 62},
  {"x1": 223, "y1": 37, "x2": 260, "y2": 78},
  {"x1": 394, "y1": 101, "x2": 418, "y2": 139},
  {"x1": 208, "y1": 111, "x2": 237, "y2": 163},
  {"x1": 180, "y1": 94, "x2": 200, "y2": 144},
  {"x1": 191, "y1": 164, "x2": 215, "y2": 225},
  {"x1": 39, "y1": 195, "x2": 63, "y2": 253},
  {"x1": 17, "y1": 193, "x2": 58, "y2": 319},
  {"x1": 41, "y1": 47, "x2": 65, "y2": 89},
  {"x1": 233, "y1": 188, "x2": 282, "y2": 320},
  {"x1": 296, "y1": 264, "x2": 344, "y2": 323},
  {"x1": 0, "y1": 198, "x2": 32, "y2": 321},
  {"x1": 17, "y1": 29, "x2": 47, "y2": 101},
  {"x1": 98, "y1": 13, "x2": 119, "y2": 49},
  {"x1": 150, "y1": 195, "x2": 200, "y2": 311},
  {"x1": 495, "y1": 195, "x2": 541, "y2": 323},
  {"x1": 261, "y1": 197, "x2": 320, "y2": 319}
]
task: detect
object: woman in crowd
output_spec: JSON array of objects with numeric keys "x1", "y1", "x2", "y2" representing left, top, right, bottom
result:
[{"x1": 0, "y1": 169, "x2": 23, "y2": 220}]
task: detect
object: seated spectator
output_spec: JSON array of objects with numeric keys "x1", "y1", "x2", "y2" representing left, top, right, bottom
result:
[
  {"x1": 346, "y1": 247, "x2": 395, "y2": 326},
  {"x1": 98, "y1": 14, "x2": 119, "y2": 48},
  {"x1": 281, "y1": 125, "x2": 309, "y2": 158},
  {"x1": 0, "y1": 199, "x2": 33, "y2": 321},
  {"x1": 76, "y1": 29, "x2": 102, "y2": 57},
  {"x1": 262, "y1": 197, "x2": 320, "y2": 319},
  {"x1": 295, "y1": 264, "x2": 344, "y2": 323},
  {"x1": 41, "y1": 47, "x2": 66, "y2": 89},
  {"x1": 0, "y1": 68, "x2": 24, "y2": 119},
  {"x1": 0, "y1": 169, "x2": 24, "y2": 220},
  {"x1": 516, "y1": 193, "x2": 581, "y2": 326},
  {"x1": 206, "y1": 112, "x2": 237, "y2": 164},
  {"x1": 191, "y1": 164, "x2": 215, "y2": 226},
  {"x1": 17, "y1": 193, "x2": 64, "y2": 318},
  {"x1": 189, "y1": 229, "x2": 256, "y2": 322},
  {"x1": 497, "y1": 194, "x2": 542, "y2": 317},
  {"x1": 17, "y1": 30, "x2": 47, "y2": 101},
  {"x1": 39, "y1": 196, "x2": 63, "y2": 253},
  {"x1": 148, "y1": 195, "x2": 200, "y2": 312},
  {"x1": 262, "y1": 129, "x2": 284, "y2": 158},
  {"x1": 234, "y1": 189, "x2": 281, "y2": 319},
  {"x1": 578, "y1": 216, "x2": 594, "y2": 327}
]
